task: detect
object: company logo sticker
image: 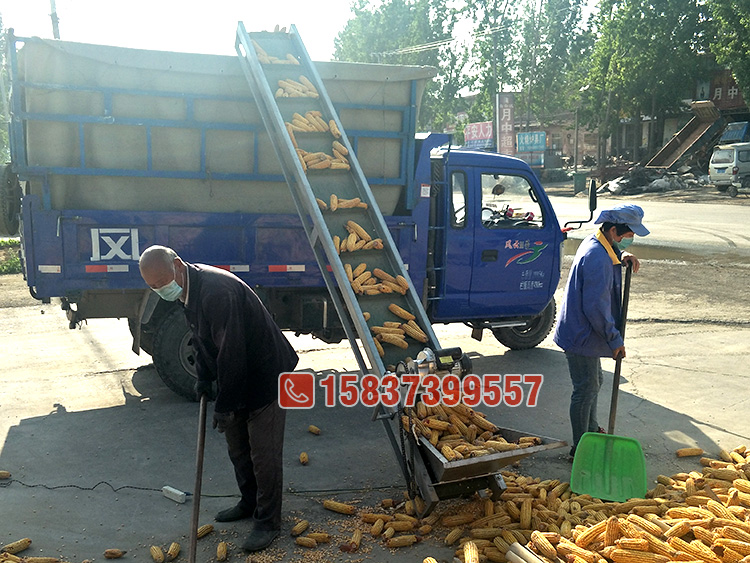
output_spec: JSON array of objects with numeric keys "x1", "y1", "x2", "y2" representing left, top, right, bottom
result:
[
  {"x1": 279, "y1": 372, "x2": 315, "y2": 409},
  {"x1": 505, "y1": 240, "x2": 548, "y2": 267}
]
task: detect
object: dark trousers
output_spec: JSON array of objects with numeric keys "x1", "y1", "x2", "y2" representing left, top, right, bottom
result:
[
  {"x1": 223, "y1": 400, "x2": 286, "y2": 531},
  {"x1": 565, "y1": 352, "x2": 603, "y2": 450}
]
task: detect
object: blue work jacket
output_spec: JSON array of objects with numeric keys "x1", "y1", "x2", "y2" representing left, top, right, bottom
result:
[{"x1": 553, "y1": 231, "x2": 624, "y2": 357}]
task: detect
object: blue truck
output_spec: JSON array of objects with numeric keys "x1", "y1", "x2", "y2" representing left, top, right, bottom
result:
[{"x1": 5, "y1": 33, "x2": 566, "y2": 399}]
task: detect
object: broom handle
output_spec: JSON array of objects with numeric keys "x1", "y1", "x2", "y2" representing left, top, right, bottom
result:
[
  {"x1": 188, "y1": 394, "x2": 208, "y2": 563},
  {"x1": 607, "y1": 263, "x2": 632, "y2": 435}
]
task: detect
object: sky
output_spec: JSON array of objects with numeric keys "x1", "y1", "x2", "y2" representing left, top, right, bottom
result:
[{"x1": 0, "y1": 0, "x2": 351, "y2": 61}]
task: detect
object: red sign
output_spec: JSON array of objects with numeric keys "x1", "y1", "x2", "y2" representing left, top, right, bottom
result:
[
  {"x1": 464, "y1": 121, "x2": 494, "y2": 149},
  {"x1": 709, "y1": 70, "x2": 746, "y2": 110}
]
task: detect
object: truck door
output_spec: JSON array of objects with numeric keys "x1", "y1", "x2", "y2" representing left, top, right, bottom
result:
[
  {"x1": 432, "y1": 168, "x2": 475, "y2": 320},
  {"x1": 469, "y1": 170, "x2": 560, "y2": 317}
]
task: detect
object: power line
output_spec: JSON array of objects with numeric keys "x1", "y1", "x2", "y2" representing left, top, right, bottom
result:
[{"x1": 373, "y1": 23, "x2": 511, "y2": 58}]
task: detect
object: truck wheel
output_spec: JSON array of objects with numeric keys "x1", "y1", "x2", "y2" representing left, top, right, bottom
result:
[
  {"x1": 728, "y1": 185, "x2": 738, "y2": 198},
  {"x1": 152, "y1": 307, "x2": 199, "y2": 400},
  {"x1": 492, "y1": 300, "x2": 556, "y2": 350},
  {"x1": 716, "y1": 185, "x2": 728, "y2": 192},
  {"x1": 1, "y1": 165, "x2": 22, "y2": 236}
]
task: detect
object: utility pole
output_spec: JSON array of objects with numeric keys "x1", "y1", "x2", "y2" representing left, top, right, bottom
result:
[{"x1": 50, "y1": 0, "x2": 60, "y2": 39}]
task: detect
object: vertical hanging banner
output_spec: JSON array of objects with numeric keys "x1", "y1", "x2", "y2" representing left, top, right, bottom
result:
[{"x1": 497, "y1": 93, "x2": 515, "y2": 155}]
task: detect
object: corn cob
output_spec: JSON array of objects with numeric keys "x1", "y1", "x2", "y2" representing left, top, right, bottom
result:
[
  {"x1": 464, "y1": 541, "x2": 480, "y2": 563},
  {"x1": 371, "y1": 518, "x2": 385, "y2": 536},
  {"x1": 372, "y1": 326, "x2": 405, "y2": 335},
  {"x1": 308, "y1": 159, "x2": 331, "y2": 170},
  {"x1": 103, "y1": 550, "x2": 126, "y2": 559},
  {"x1": 216, "y1": 542, "x2": 227, "y2": 562},
  {"x1": 443, "y1": 514, "x2": 475, "y2": 527},
  {"x1": 531, "y1": 530, "x2": 558, "y2": 559},
  {"x1": 332, "y1": 141, "x2": 349, "y2": 155},
  {"x1": 419, "y1": 524, "x2": 433, "y2": 535},
  {"x1": 388, "y1": 303, "x2": 415, "y2": 321},
  {"x1": 333, "y1": 235, "x2": 340, "y2": 254},
  {"x1": 1, "y1": 540, "x2": 31, "y2": 555},
  {"x1": 723, "y1": 527, "x2": 750, "y2": 543},
  {"x1": 337, "y1": 197, "x2": 361, "y2": 209},
  {"x1": 373, "y1": 268, "x2": 396, "y2": 283},
  {"x1": 386, "y1": 535, "x2": 417, "y2": 548},
  {"x1": 617, "y1": 538, "x2": 650, "y2": 551},
  {"x1": 323, "y1": 499, "x2": 356, "y2": 515},
  {"x1": 295, "y1": 536, "x2": 317, "y2": 548},
  {"x1": 714, "y1": 539, "x2": 750, "y2": 556},
  {"x1": 299, "y1": 75, "x2": 318, "y2": 95},
  {"x1": 383, "y1": 280, "x2": 407, "y2": 294},
  {"x1": 383, "y1": 526, "x2": 395, "y2": 540},
  {"x1": 361, "y1": 513, "x2": 394, "y2": 523},
  {"x1": 165, "y1": 542, "x2": 180, "y2": 561},
  {"x1": 346, "y1": 232, "x2": 359, "y2": 252},
  {"x1": 23, "y1": 558, "x2": 59, "y2": 563},
  {"x1": 299, "y1": 451, "x2": 309, "y2": 465},
  {"x1": 0, "y1": 470, "x2": 10, "y2": 480},
  {"x1": 611, "y1": 549, "x2": 671, "y2": 563},
  {"x1": 346, "y1": 220, "x2": 372, "y2": 242},
  {"x1": 386, "y1": 520, "x2": 415, "y2": 532},
  {"x1": 349, "y1": 529, "x2": 362, "y2": 550},
  {"x1": 290, "y1": 520, "x2": 309, "y2": 536},
  {"x1": 329, "y1": 120, "x2": 341, "y2": 138},
  {"x1": 423, "y1": 558, "x2": 439, "y2": 563},
  {"x1": 378, "y1": 333, "x2": 409, "y2": 349},
  {"x1": 374, "y1": 338, "x2": 385, "y2": 357},
  {"x1": 196, "y1": 524, "x2": 214, "y2": 538},
  {"x1": 677, "y1": 447, "x2": 704, "y2": 457},
  {"x1": 665, "y1": 520, "x2": 692, "y2": 538},
  {"x1": 396, "y1": 275, "x2": 409, "y2": 291},
  {"x1": 307, "y1": 532, "x2": 331, "y2": 543},
  {"x1": 445, "y1": 527, "x2": 464, "y2": 545},
  {"x1": 306, "y1": 424, "x2": 321, "y2": 435},
  {"x1": 400, "y1": 322, "x2": 427, "y2": 343},
  {"x1": 0, "y1": 553, "x2": 23, "y2": 563},
  {"x1": 149, "y1": 546, "x2": 164, "y2": 563}
]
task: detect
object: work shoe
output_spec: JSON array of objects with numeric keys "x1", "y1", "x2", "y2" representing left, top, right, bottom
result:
[
  {"x1": 215, "y1": 504, "x2": 254, "y2": 522},
  {"x1": 241, "y1": 529, "x2": 279, "y2": 552}
]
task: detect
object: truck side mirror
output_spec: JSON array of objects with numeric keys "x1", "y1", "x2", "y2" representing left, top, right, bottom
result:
[{"x1": 588, "y1": 179, "x2": 597, "y2": 212}]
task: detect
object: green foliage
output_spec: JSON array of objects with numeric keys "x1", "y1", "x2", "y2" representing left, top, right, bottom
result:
[
  {"x1": 0, "y1": 238, "x2": 21, "y2": 275},
  {"x1": 0, "y1": 238, "x2": 20, "y2": 249},
  {"x1": 708, "y1": 0, "x2": 750, "y2": 99}
]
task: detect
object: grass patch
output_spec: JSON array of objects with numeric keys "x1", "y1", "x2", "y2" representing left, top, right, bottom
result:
[{"x1": 0, "y1": 238, "x2": 22, "y2": 275}]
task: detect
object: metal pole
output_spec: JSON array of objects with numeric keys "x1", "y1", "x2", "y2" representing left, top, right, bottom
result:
[
  {"x1": 574, "y1": 106, "x2": 579, "y2": 172},
  {"x1": 49, "y1": 0, "x2": 60, "y2": 39},
  {"x1": 607, "y1": 263, "x2": 632, "y2": 435},
  {"x1": 188, "y1": 395, "x2": 208, "y2": 563}
]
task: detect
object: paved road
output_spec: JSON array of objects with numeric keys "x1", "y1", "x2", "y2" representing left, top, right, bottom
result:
[{"x1": 548, "y1": 192, "x2": 750, "y2": 261}]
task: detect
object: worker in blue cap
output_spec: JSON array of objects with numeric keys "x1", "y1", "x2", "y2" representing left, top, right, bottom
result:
[{"x1": 554, "y1": 204, "x2": 649, "y2": 459}]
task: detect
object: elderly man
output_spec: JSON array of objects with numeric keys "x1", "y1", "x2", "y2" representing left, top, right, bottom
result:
[
  {"x1": 553, "y1": 204, "x2": 649, "y2": 459},
  {"x1": 139, "y1": 245, "x2": 298, "y2": 552}
]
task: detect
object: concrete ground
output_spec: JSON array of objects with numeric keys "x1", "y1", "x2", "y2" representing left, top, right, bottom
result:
[{"x1": 1, "y1": 187, "x2": 749, "y2": 563}]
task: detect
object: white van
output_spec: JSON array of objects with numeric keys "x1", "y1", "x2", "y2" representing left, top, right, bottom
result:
[{"x1": 709, "y1": 142, "x2": 750, "y2": 196}]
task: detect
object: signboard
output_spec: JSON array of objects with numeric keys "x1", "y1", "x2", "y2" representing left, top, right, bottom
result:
[
  {"x1": 516, "y1": 152, "x2": 545, "y2": 167},
  {"x1": 464, "y1": 121, "x2": 494, "y2": 149},
  {"x1": 517, "y1": 131, "x2": 546, "y2": 153},
  {"x1": 497, "y1": 93, "x2": 515, "y2": 155},
  {"x1": 709, "y1": 70, "x2": 746, "y2": 110}
]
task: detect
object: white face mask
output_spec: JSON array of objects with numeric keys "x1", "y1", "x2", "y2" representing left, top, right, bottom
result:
[{"x1": 153, "y1": 273, "x2": 183, "y2": 301}]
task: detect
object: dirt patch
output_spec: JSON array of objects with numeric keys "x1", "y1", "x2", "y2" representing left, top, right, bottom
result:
[{"x1": 0, "y1": 273, "x2": 38, "y2": 309}]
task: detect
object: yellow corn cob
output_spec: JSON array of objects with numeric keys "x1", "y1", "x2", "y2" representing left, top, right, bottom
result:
[
  {"x1": 196, "y1": 524, "x2": 213, "y2": 538},
  {"x1": 665, "y1": 520, "x2": 691, "y2": 538},
  {"x1": 0, "y1": 470, "x2": 10, "y2": 479},
  {"x1": 463, "y1": 541, "x2": 480, "y2": 563},
  {"x1": 295, "y1": 536, "x2": 317, "y2": 548},
  {"x1": 396, "y1": 275, "x2": 409, "y2": 290},
  {"x1": 388, "y1": 303, "x2": 415, "y2": 321},
  {"x1": 386, "y1": 520, "x2": 415, "y2": 532},
  {"x1": 382, "y1": 280, "x2": 407, "y2": 294},
  {"x1": 676, "y1": 447, "x2": 704, "y2": 457},
  {"x1": 332, "y1": 235, "x2": 341, "y2": 254},
  {"x1": 378, "y1": 333, "x2": 409, "y2": 349},
  {"x1": 329, "y1": 120, "x2": 342, "y2": 138},
  {"x1": 165, "y1": 542, "x2": 180, "y2": 561},
  {"x1": 215, "y1": 542, "x2": 227, "y2": 562},
  {"x1": 332, "y1": 140, "x2": 349, "y2": 155},
  {"x1": 346, "y1": 232, "x2": 358, "y2": 252},
  {"x1": 626, "y1": 514, "x2": 664, "y2": 537},
  {"x1": 424, "y1": 418, "x2": 451, "y2": 431},
  {"x1": 604, "y1": 517, "x2": 621, "y2": 546},
  {"x1": 337, "y1": 197, "x2": 361, "y2": 209},
  {"x1": 383, "y1": 526, "x2": 395, "y2": 540},
  {"x1": 290, "y1": 520, "x2": 309, "y2": 536},
  {"x1": 361, "y1": 513, "x2": 394, "y2": 523},
  {"x1": 723, "y1": 527, "x2": 750, "y2": 543},
  {"x1": 330, "y1": 194, "x2": 339, "y2": 212},
  {"x1": 352, "y1": 263, "x2": 368, "y2": 278},
  {"x1": 307, "y1": 532, "x2": 331, "y2": 543},
  {"x1": 1, "y1": 554, "x2": 24, "y2": 563},
  {"x1": 371, "y1": 518, "x2": 385, "y2": 536},
  {"x1": 299, "y1": 451, "x2": 309, "y2": 465},
  {"x1": 401, "y1": 322, "x2": 428, "y2": 343},
  {"x1": 315, "y1": 197, "x2": 327, "y2": 211},
  {"x1": 23, "y1": 558, "x2": 60, "y2": 563},
  {"x1": 423, "y1": 558, "x2": 439, "y2": 563},
  {"x1": 308, "y1": 424, "x2": 321, "y2": 435},
  {"x1": 285, "y1": 53, "x2": 299, "y2": 64},
  {"x1": 611, "y1": 549, "x2": 670, "y2": 563},
  {"x1": 617, "y1": 538, "x2": 650, "y2": 551},
  {"x1": 103, "y1": 550, "x2": 126, "y2": 559},
  {"x1": 442, "y1": 513, "x2": 475, "y2": 527},
  {"x1": 520, "y1": 497, "x2": 533, "y2": 529},
  {"x1": 419, "y1": 524, "x2": 432, "y2": 535},
  {"x1": 1, "y1": 540, "x2": 31, "y2": 555},
  {"x1": 441, "y1": 445, "x2": 457, "y2": 461},
  {"x1": 309, "y1": 159, "x2": 331, "y2": 170},
  {"x1": 251, "y1": 40, "x2": 268, "y2": 57},
  {"x1": 372, "y1": 326, "x2": 405, "y2": 335},
  {"x1": 346, "y1": 220, "x2": 372, "y2": 242},
  {"x1": 531, "y1": 530, "x2": 558, "y2": 559},
  {"x1": 373, "y1": 268, "x2": 396, "y2": 283},
  {"x1": 386, "y1": 535, "x2": 417, "y2": 548},
  {"x1": 298, "y1": 75, "x2": 317, "y2": 94},
  {"x1": 362, "y1": 238, "x2": 383, "y2": 249},
  {"x1": 374, "y1": 337, "x2": 385, "y2": 357},
  {"x1": 445, "y1": 527, "x2": 464, "y2": 545},
  {"x1": 332, "y1": 150, "x2": 348, "y2": 163},
  {"x1": 354, "y1": 240, "x2": 367, "y2": 251},
  {"x1": 350, "y1": 529, "x2": 362, "y2": 550},
  {"x1": 323, "y1": 499, "x2": 356, "y2": 515},
  {"x1": 575, "y1": 517, "x2": 608, "y2": 547},
  {"x1": 150, "y1": 546, "x2": 165, "y2": 563}
]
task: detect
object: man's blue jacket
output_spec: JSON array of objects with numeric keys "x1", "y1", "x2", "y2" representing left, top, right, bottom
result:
[{"x1": 553, "y1": 230, "x2": 623, "y2": 357}]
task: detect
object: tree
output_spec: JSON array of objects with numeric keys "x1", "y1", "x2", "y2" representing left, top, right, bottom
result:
[
  {"x1": 0, "y1": 13, "x2": 9, "y2": 162},
  {"x1": 334, "y1": 0, "x2": 469, "y2": 132},
  {"x1": 707, "y1": 0, "x2": 750, "y2": 99}
]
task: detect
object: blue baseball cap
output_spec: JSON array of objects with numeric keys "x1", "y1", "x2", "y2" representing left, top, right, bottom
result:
[{"x1": 595, "y1": 204, "x2": 649, "y2": 236}]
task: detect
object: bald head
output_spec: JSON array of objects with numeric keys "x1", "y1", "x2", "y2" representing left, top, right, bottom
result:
[{"x1": 139, "y1": 246, "x2": 185, "y2": 298}]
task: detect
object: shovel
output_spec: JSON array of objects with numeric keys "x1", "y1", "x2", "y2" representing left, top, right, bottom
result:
[
  {"x1": 188, "y1": 394, "x2": 208, "y2": 563},
  {"x1": 570, "y1": 263, "x2": 648, "y2": 502}
]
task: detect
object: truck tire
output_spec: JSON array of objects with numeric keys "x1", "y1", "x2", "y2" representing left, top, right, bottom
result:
[
  {"x1": 492, "y1": 300, "x2": 556, "y2": 350},
  {"x1": 152, "y1": 307, "x2": 199, "y2": 400},
  {"x1": 1, "y1": 165, "x2": 22, "y2": 236}
]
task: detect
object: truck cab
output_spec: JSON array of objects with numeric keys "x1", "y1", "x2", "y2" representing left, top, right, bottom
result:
[{"x1": 426, "y1": 146, "x2": 564, "y2": 349}]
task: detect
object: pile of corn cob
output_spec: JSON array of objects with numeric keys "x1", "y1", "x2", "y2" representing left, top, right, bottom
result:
[
  {"x1": 402, "y1": 400, "x2": 542, "y2": 461},
  {"x1": 331, "y1": 220, "x2": 384, "y2": 254},
  {"x1": 251, "y1": 39, "x2": 299, "y2": 65}
]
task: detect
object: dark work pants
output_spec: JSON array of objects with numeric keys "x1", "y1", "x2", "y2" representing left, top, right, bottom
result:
[
  {"x1": 223, "y1": 400, "x2": 286, "y2": 532},
  {"x1": 565, "y1": 352, "x2": 603, "y2": 451}
]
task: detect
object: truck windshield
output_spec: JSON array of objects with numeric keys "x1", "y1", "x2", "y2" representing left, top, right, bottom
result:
[
  {"x1": 480, "y1": 173, "x2": 543, "y2": 229},
  {"x1": 711, "y1": 149, "x2": 734, "y2": 164}
]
